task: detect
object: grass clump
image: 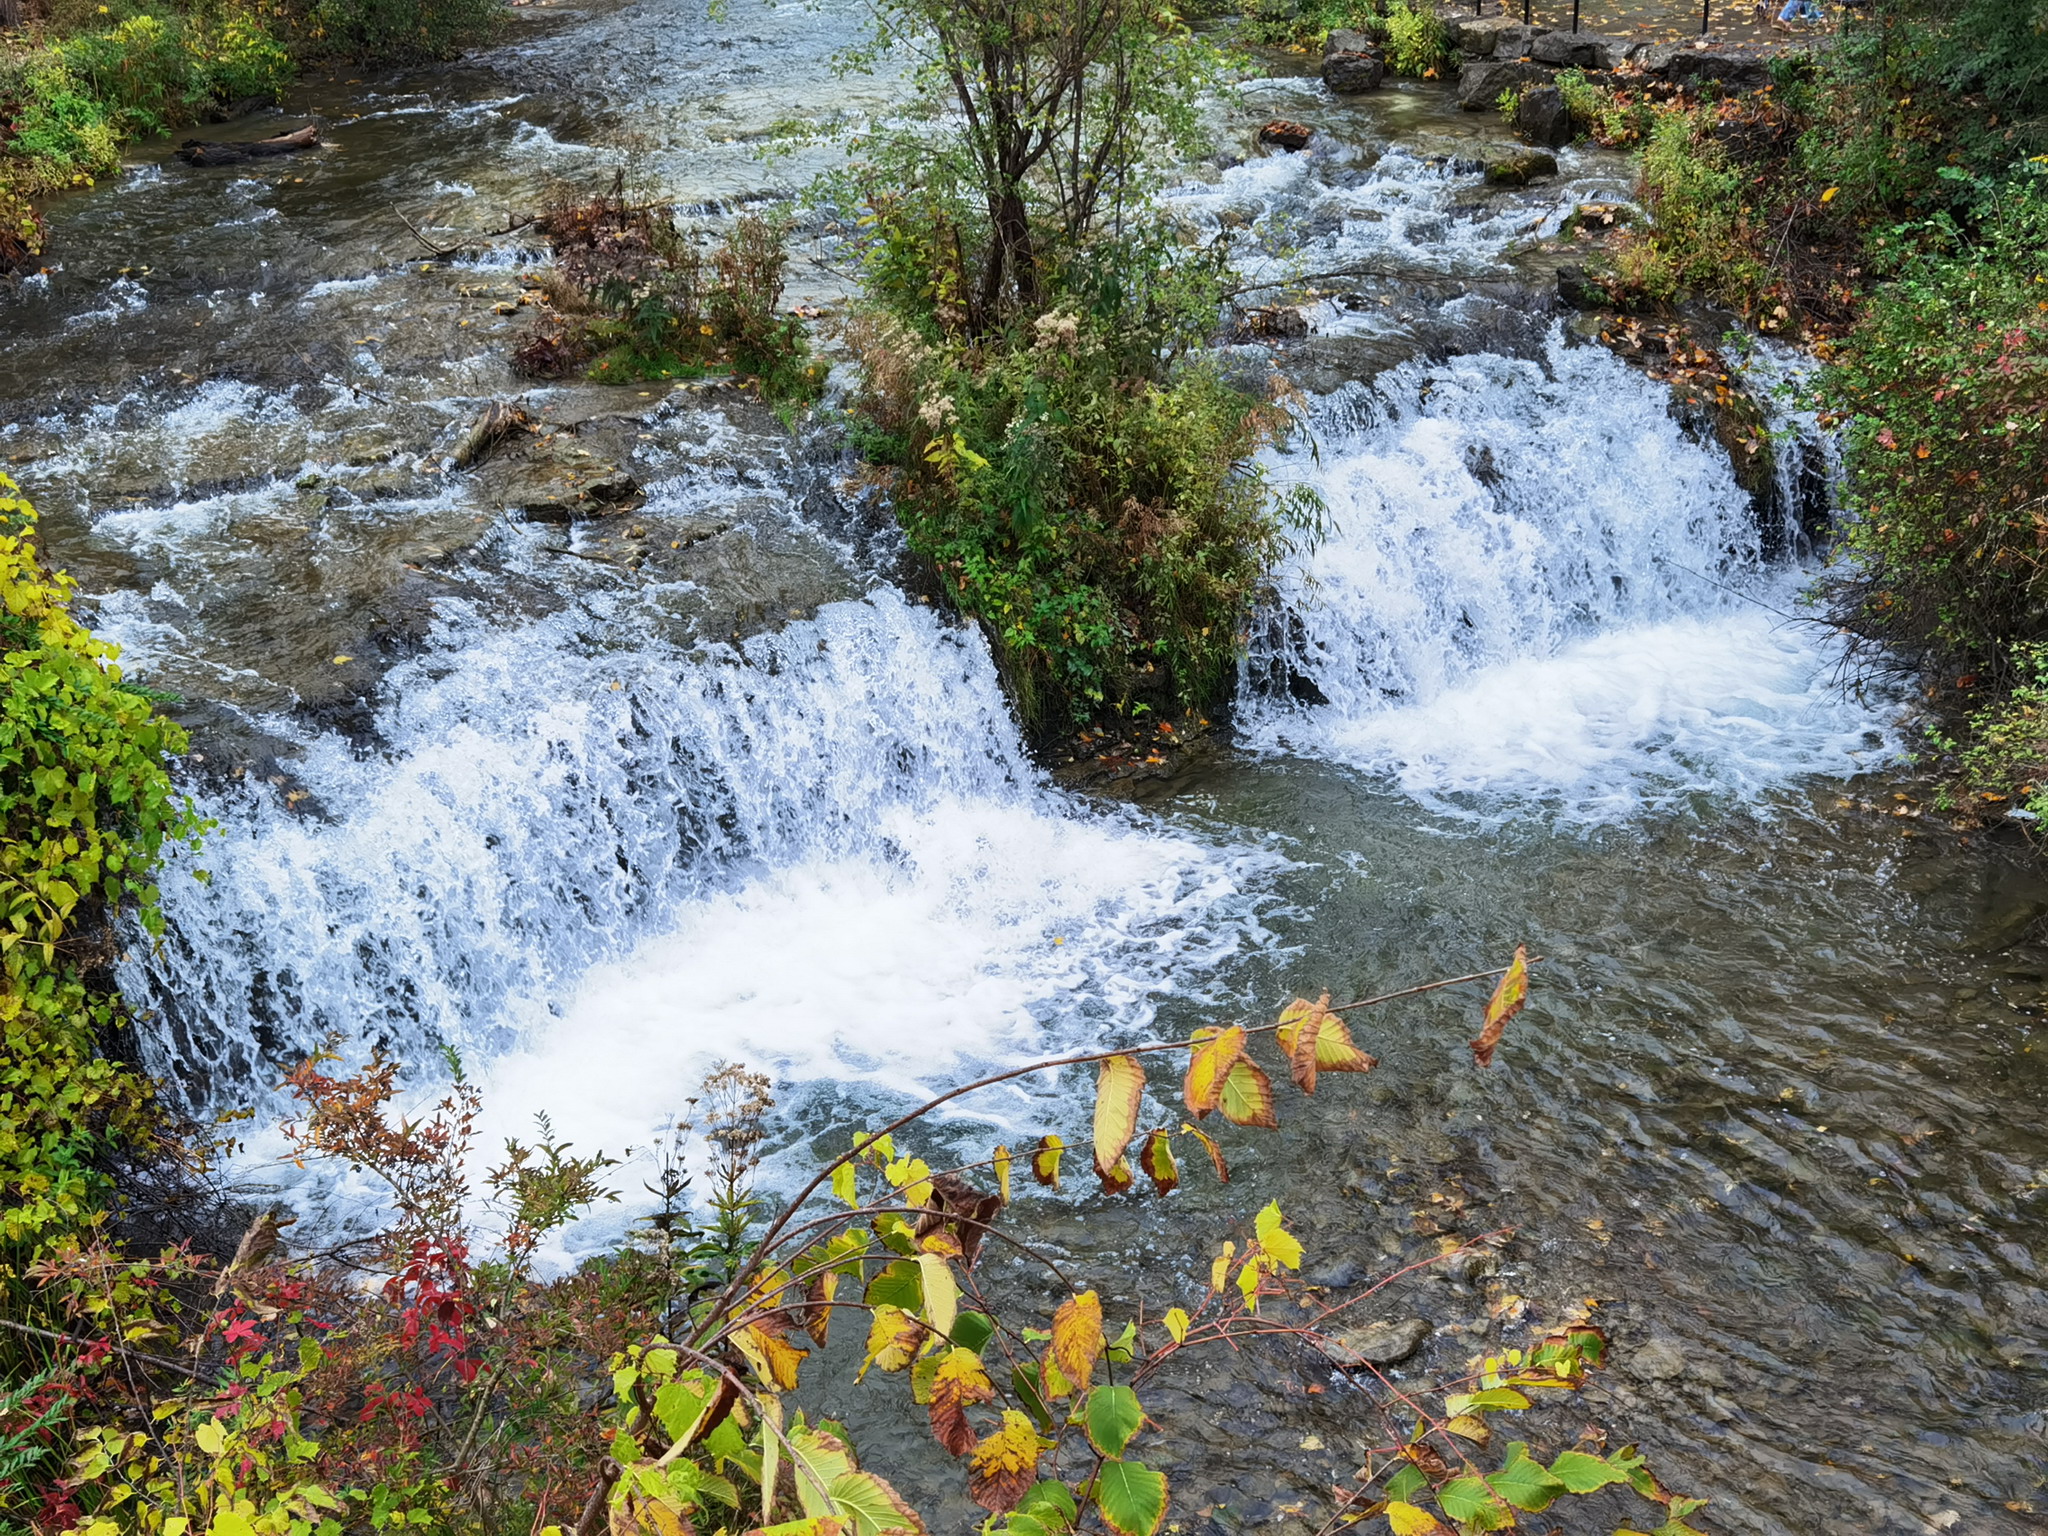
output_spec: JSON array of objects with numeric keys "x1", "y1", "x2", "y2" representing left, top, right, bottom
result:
[{"x1": 513, "y1": 188, "x2": 824, "y2": 401}]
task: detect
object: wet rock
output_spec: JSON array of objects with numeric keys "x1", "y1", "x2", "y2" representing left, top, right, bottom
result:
[
  {"x1": 1324, "y1": 28, "x2": 1376, "y2": 56},
  {"x1": 1323, "y1": 51, "x2": 1385, "y2": 93},
  {"x1": 1436, "y1": 1246, "x2": 1501, "y2": 1287},
  {"x1": 1304, "y1": 1256, "x2": 1364, "y2": 1290},
  {"x1": 481, "y1": 449, "x2": 642, "y2": 522},
  {"x1": 1458, "y1": 59, "x2": 1552, "y2": 111},
  {"x1": 1555, "y1": 263, "x2": 1608, "y2": 309},
  {"x1": 1667, "y1": 372, "x2": 1776, "y2": 525},
  {"x1": 1258, "y1": 119, "x2": 1315, "y2": 152},
  {"x1": 1514, "y1": 85, "x2": 1572, "y2": 147},
  {"x1": 1233, "y1": 305, "x2": 1313, "y2": 340},
  {"x1": 1324, "y1": 1317, "x2": 1432, "y2": 1368},
  {"x1": 1627, "y1": 1334, "x2": 1688, "y2": 1383},
  {"x1": 1483, "y1": 150, "x2": 1558, "y2": 186},
  {"x1": 1639, "y1": 38, "x2": 1776, "y2": 90},
  {"x1": 451, "y1": 401, "x2": 531, "y2": 469}
]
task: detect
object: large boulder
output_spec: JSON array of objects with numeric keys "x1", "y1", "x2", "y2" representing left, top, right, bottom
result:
[
  {"x1": 1323, "y1": 50, "x2": 1386, "y2": 92},
  {"x1": 1531, "y1": 29, "x2": 1629, "y2": 68},
  {"x1": 1449, "y1": 14, "x2": 1536, "y2": 56},
  {"x1": 1639, "y1": 37, "x2": 1775, "y2": 89},
  {"x1": 1457, "y1": 57, "x2": 1552, "y2": 110},
  {"x1": 1514, "y1": 84, "x2": 1572, "y2": 147},
  {"x1": 1484, "y1": 149, "x2": 1558, "y2": 185},
  {"x1": 1324, "y1": 27, "x2": 1376, "y2": 55}
]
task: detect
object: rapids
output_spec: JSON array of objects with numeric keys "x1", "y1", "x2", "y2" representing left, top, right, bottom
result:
[{"x1": 6, "y1": 7, "x2": 2046, "y2": 1532}]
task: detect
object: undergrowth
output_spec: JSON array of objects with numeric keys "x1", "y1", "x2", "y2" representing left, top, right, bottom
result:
[{"x1": 1238, "y1": 0, "x2": 1452, "y2": 76}]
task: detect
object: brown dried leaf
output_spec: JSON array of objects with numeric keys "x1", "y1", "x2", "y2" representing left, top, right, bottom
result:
[{"x1": 1470, "y1": 946, "x2": 1530, "y2": 1068}]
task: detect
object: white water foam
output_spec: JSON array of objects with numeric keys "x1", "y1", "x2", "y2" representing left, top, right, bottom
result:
[
  {"x1": 124, "y1": 588, "x2": 1276, "y2": 1186},
  {"x1": 1238, "y1": 332, "x2": 1896, "y2": 820}
]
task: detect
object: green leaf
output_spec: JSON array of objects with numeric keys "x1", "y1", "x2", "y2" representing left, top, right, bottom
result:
[
  {"x1": 1083, "y1": 1385, "x2": 1144, "y2": 1458},
  {"x1": 1384, "y1": 1465, "x2": 1427, "y2": 1503},
  {"x1": 1093, "y1": 1458, "x2": 1167, "y2": 1536},
  {"x1": 1483, "y1": 1443, "x2": 1564, "y2": 1513},
  {"x1": 865, "y1": 1258, "x2": 923, "y2": 1312},
  {"x1": 1253, "y1": 1200, "x2": 1303, "y2": 1269},
  {"x1": 1011, "y1": 1364, "x2": 1053, "y2": 1432},
  {"x1": 1548, "y1": 1448, "x2": 1630, "y2": 1494},
  {"x1": 1017, "y1": 1481, "x2": 1078, "y2": 1525},
  {"x1": 952, "y1": 1310, "x2": 996, "y2": 1353},
  {"x1": 1450, "y1": 1387, "x2": 1532, "y2": 1413},
  {"x1": 832, "y1": 1161, "x2": 858, "y2": 1206},
  {"x1": 1436, "y1": 1476, "x2": 1514, "y2": 1530}
]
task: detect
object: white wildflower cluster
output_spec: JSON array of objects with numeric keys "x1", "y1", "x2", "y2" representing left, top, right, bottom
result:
[
  {"x1": 1032, "y1": 308, "x2": 1082, "y2": 353},
  {"x1": 917, "y1": 393, "x2": 959, "y2": 430}
]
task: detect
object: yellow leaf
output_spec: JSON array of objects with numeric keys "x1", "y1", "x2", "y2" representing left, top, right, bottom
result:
[
  {"x1": 1821, "y1": 186, "x2": 1839, "y2": 202},
  {"x1": 1162, "y1": 1307, "x2": 1190, "y2": 1344},
  {"x1": 1183, "y1": 1026, "x2": 1246, "y2": 1117},
  {"x1": 831, "y1": 1161, "x2": 857, "y2": 1207},
  {"x1": 1253, "y1": 1200, "x2": 1302, "y2": 1270},
  {"x1": 732, "y1": 1323, "x2": 808, "y2": 1391},
  {"x1": 1209, "y1": 1239, "x2": 1235, "y2": 1293},
  {"x1": 1444, "y1": 1413, "x2": 1490, "y2": 1444},
  {"x1": 1219, "y1": 1058, "x2": 1277, "y2": 1128},
  {"x1": 1092, "y1": 1054, "x2": 1145, "y2": 1182},
  {"x1": 916, "y1": 1252, "x2": 958, "y2": 1339},
  {"x1": 1180, "y1": 1121, "x2": 1229, "y2": 1182},
  {"x1": 330, "y1": 655, "x2": 352, "y2": 665},
  {"x1": 1277, "y1": 994, "x2": 1377, "y2": 1086},
  {"x1": 967, "y1": 1410, "x2": 1043, "y2": 1514},
  {"x1": 1470, "y1": 946, "x2": 1529, "y2": 1068},
  {"x1": 1385, "y1": 1501, "x2": 1450, "y2": 1535},
  {"x1": 1032, "y1": 1134, "x2": 1064, "y2": 1191},
  {"x1": 1050, "y1": 1290, "x2": 1104, "y2": 1396},
  {"x1": 993, "y1": 1144, "x2": 1011, "y2": 1204},
  {"x1": 859, "y1": 1305, "x2": 926, "y2": 1379},
  {"x1": 193, "y1": 1419, "x2": 226, "y2": 1457}
]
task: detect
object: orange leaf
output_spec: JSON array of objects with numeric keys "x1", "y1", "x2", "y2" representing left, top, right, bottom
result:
[
  {"x1": 1180, "y1": 1121, "x2": 1228, "y2": 1183},
  {"x1": 1096, "y1": 1156, "x2": 1135, "y2": 1196},
  {"x1": 1218, "y1": 1058, "x2": 1277, "y2": 1128},
  {"x1": 1276, "y1": 993, "x2": 1375, "y2": 1087},
  {"x1": 1050, "y1": 1290, "x2": 1104, "y2": 1395},
  {"x1": 967, "y1": 1409, "x2": 1044, "y2": 1513},
  {"x1": 1092, "y1": 1054, "x2": 1145, "y2": 1182},
  {"x1": 1139, "y1": 1129, "x2": 1179, "y2": 1195},
  {"x1": 928, "y1": 1346, "x2": 996, "y2": 1456},
  {"x1": 1182, "y1": 1025, "x2": 1246, "y2": 1118},
  {"x1": 1470, "y1": 946, "x2": 1529, "y2": 1068},
  {"x1": 1031, "y1": 1134, "x2": 1064, "y2": 1191}
]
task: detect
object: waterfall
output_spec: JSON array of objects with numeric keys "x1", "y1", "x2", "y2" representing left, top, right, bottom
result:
[
  {"x1": 120, "y1": 586, "x2": 1277, "y2": 1180},
  {"x1": 1237, "y1": 331, "x2": 1894, "y2": 820}
]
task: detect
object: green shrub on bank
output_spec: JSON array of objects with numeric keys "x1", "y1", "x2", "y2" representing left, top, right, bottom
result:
[
  {"x1": 0, "y1": 474, "x2": 204, "y2": 1256},
  {"x1": 1823, "y1": 167, "x2": 2048, "y2": 690},
  {"x1": 299, "y1": 0, "x2": 499, "y2": 63},
  {"x1": 1240, "y1": 0, "x2": 1453, "y2": 75}
]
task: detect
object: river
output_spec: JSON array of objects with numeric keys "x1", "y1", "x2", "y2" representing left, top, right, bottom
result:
[{"x1": 4, "y1": 2, "x2": 2046, "y2": 1531}]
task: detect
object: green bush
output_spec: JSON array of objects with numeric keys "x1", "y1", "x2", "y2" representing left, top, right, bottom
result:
[
  {"x1": 1239, "y1": 0, "x2": 1452, "y2": 75},
  {"x1": 1611, "y1": 104, "x2": 1770, "y2": 304},
  {"x1": 300, "y1": 0, "x2": 500, "y2": 63},
  {"x1": 0, "y1": 474, "x2": 205, "y2": 1256},
  {"x1": 847, "y1": 235, "x2": 1321, "y2": 729},
  {"x1": 1823, "y1": 167, "x2": 2048, "y2": 678}
]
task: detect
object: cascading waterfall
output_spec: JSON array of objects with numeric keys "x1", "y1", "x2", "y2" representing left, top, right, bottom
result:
[
  {"x1": 1238, "y1": 331, "x2": 1893, "y2": 819},
  {"x1": 121, "y1": 586, "x2": 1278, "y2": 1194}
]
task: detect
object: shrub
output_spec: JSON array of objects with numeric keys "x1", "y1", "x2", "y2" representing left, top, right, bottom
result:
[
  {"x1": 514, "y1": 194, "x2": 824, "y2": 400},
  {"x1": 297, "y1": 0, "x2": 500, "y2": 64},
  {"x1": 846, "y1": 255, "x2": 1321, "y2": 730},
  {"x1": 1609, "y1": 103, "x2": 1770, "y2": 306},
  {"x1": 0, "y1": 474, "x2": 204, "y2": 1258},
  {"x1": 1822, "y1": 167, "x2": 2048, "y2": 681},
  {"x1": 1239, "y1": 0, "x2": 1451, "y2": 76}
]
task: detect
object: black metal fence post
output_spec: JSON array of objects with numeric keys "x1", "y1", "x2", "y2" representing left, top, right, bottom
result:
[
  {"x1": 1523, "y1": 0, "x2": 1530, "y2": 23},
  {"x1": 1571, "y1": 0, "x2": 1579, "y2": 30},
  {"x1": 1701, "y1": 0, "x2": 1710, "y2": 33}
]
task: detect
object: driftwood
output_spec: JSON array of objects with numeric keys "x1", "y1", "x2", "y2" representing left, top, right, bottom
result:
[
  {"x1": 451, "y1": 401, "x2": 532, "y2": 468},
  {"x1": 176, "y1": 123, "x2": 320, "y2": 167}
]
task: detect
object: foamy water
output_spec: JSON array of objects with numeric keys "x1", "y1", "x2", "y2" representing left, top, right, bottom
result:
[{"x1": 1239, "y1": 333, "x2": 1897, "y2": 819}]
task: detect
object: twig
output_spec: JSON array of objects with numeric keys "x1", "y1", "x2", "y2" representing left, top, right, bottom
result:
[{"x1": 0, "y1": 1316, "x2": 204, "y2": 1378}]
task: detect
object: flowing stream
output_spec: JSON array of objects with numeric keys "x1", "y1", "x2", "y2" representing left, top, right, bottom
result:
[{"x1": 6, "y1": 6, "x2": 2047, "y2": 1532}]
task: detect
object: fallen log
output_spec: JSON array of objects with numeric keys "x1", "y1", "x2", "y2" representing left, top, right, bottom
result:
[{"x1": 176, "y1": 123, "x2": 320, "y2": 167}]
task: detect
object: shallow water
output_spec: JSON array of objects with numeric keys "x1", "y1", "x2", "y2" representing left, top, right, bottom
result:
[{"x1": 9, "y1": 9, "x2": 2048, "y2": 1534}]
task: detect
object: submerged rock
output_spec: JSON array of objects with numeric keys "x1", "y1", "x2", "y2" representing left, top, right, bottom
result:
[
  {"x1": 1484, "y1": 149, "x2": 1559, "y2": 186},
  {"x1": 1324, "y1": 1317, "x2": 1433, "y2": 1367},
  {"x1": 1259, "y1": 118, "x2": 1315, "y2": 151}
]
